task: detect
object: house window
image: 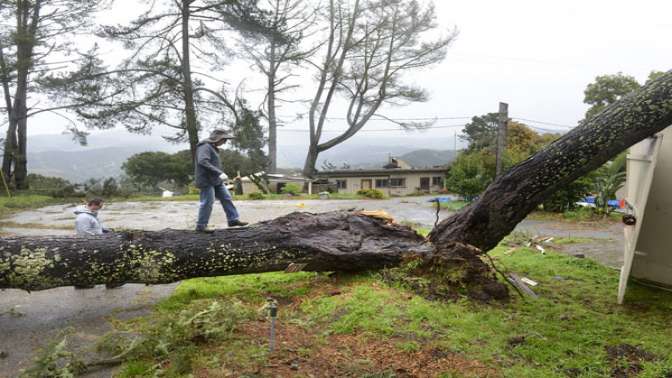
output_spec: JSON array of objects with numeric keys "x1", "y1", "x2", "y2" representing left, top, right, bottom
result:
[
  {"x1": 375, "y1": 179, "x2": 389, "y2": 188},
  {"x1": 432, "y1": 176, "x2": 444, "y2": 186},
  {"x1": 336, "y1": 179, "x2": 347, "y2": 189},
  {"x1": 390, "y1": 178, "x2": 406, "y2": 188}
]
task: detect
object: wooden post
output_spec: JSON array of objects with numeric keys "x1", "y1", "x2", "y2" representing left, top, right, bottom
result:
[{"x1": 495, "y1": 102, "x2": 509, "y2": 177}]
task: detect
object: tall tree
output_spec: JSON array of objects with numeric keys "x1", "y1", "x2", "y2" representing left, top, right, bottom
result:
[
  {"x1": 0, "y1": 0, "x2": 105, "y2": 189},
  {"x1": 448, "y1": 120, "x2": 551, "y2": 199},
  {"x1": 220, "y1": 93, "x2": 270, "y2": 175},
  {"x1": 123, "y1": 151, "x2": 193, "y2": 189},
  {"x1": 302, "y1": 0, "x2": 455, "y2": 177},
  {"x1": 238, "y1": 0, "x2": 318, "y2": 173},
  {"x1": 582, "y1": 72, "x2": 641, "y2": 121},
  {"x1": 459, "y1": 113, "x2": 499, "y2": 152},
  {"x1": 74, "y1": 0, "x2": 273, "y2": 161}
]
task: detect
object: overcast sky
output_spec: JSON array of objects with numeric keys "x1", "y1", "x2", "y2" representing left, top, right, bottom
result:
[{"x1": 25, "y1": 0, "x2": 672, "y2": 151}]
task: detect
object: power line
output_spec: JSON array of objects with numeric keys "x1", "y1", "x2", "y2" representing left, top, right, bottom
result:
[
  {"x1": 512, "y1": 117, "x2": 575, "y2": 129},
  {"x1": 526, "y1": 125, "x2": 569, "y2": 134},
  {"x1": 277, "y1": 115, "x2": 473, "y2": 121},
  {"x1": 274, "y1": 113, "x2": 578, "y2": 135},
  {"x1": 277, "y1": 113, "x2": 576, "y2": 129},
  {"x1": 277, "y1": 124, "x2": 467, "y2": 133}
]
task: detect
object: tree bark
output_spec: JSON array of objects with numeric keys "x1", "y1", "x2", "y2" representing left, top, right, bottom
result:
[
  {"x1": 0, "y1": 46, "x2": 16, "y2": 185},
  {"x1": 267, "y1": 41, "x2": 278, "y2": 173},
  {"x1": 430, "y1": 69, "x2": 672, "y2": 251},
  {"x1": 8, "y1": 0, "x2": 41, "y2": 190},
  {"x1": 0, "y1": 211, "x2": 431, "y2": 291},
  {"x1": 181, "y1": 0, "x2": 200, "y2": 162},
  {"x1": 302, "y1": 144, "x2": 319, "y2": 177},
  {"x1": 1, "y1": 119, "x2": 17, "y2": 186}
]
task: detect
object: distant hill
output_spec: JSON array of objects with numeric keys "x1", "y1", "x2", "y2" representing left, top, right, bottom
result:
[
  {"x1": 25, "y1": 130, "x2": 458, "y2": 182},
  {"x1": 27, "y1": 146, "x2": 457, "y2": 182},
  {"x1": 27, "y1": 130, "x2": 187, "y2": 153},
  {"x1": 28, "y1": 147, "x2": 151, "y2": 182},
  {"x1": 398, "y1": 149, "x2": 457, "y2": 168}
]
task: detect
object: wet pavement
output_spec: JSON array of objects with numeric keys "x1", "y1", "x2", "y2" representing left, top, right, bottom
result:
[{"x1": 0, "y1": 196, "x2": 625, "y2": 376}]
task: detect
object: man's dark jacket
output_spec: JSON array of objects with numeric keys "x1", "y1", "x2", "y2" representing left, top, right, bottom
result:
[{"x1": 194, "y1": 141, "x2": 224, "y2": 188}]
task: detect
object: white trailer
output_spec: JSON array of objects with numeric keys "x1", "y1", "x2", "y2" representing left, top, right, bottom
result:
[{"x1": 618, "y1": 128, "x2": 672, "y2": 303}]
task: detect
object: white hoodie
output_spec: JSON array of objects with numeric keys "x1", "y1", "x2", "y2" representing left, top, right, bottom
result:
[{"x1": 74, "y1": 206, "x2": 103, "y2": 236}]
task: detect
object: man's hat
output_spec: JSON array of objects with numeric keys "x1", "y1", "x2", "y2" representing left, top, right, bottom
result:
[{"x1": 204, "y1": 129, "x2": 234, "y2": 143}]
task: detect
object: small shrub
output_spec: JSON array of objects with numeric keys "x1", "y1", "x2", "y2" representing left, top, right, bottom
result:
[
  {"x1": 97, "y1": 300, "x2": 253, "y2": 374},
  {"x1": 541, "y1": 175, "x2": 593, "y2": 212},
  {"x1": 186, "y1": 184, "x2": 200, "y2": 195},
  {"x1": 247, "y1": 192, "x2": 265, "y2": 200},
  {"x1": 563, "y1": 207, "x2": 600, "y2": 222},
  {"x1": 281, "y1": 183, "x2": 303, "y2": 196},
  {"x1": 356, "y1": 189, "x2": 385, "y2": 199},
  {"x1": 22, "y1": 332, "x2": 85, "y2": 377},
  {"x1": 50, "y1": 184, "x2": 83, "y2": 198}
]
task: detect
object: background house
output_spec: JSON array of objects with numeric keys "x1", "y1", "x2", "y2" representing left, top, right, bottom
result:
[
  {"x1": 317, "y1": 157, "x2": 448, "y2": 196},
  {"x1": 240, "y1": 172, "x2": 312, "y2": 194}
]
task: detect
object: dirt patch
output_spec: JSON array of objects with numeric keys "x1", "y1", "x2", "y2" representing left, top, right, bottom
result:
[
  {"x1": 605, "y1": 344, "x2": 656, "y2": 378},
  {"x1": 190, "y1": 276, "x2": 499, "y2": 377},
  {"x1": 382, "y1": 241, "x2": 509, "y2": 302},
  {"x1": 210, "y1": 321, "x2": 500, "y2": 378}
]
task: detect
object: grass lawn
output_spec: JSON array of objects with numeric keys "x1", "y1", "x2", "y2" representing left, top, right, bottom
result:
[
  {"x1": 528, "y1": 208, "x2": 622, "y2": 224},
  {"x1": 436, "y1": 200, "x2": 469, "y2": 212},
  {"x1": 0, "y1": 194, "x2": 66, "y2": 219},
  {"x1": 69, "y1": 241, "x2": 672, "y2": 378}
]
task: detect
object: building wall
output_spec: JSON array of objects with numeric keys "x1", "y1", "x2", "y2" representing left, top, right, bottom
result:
[
  {"x1": 241, "y1": 180, "x2": 307, "y2": 195},
  {"x1": 241, "y1": 181, "x2": 261, "y2": 195},
  {"x1": 628, "y1": 128, "x2": 672, "y2": 286},
  {"x1": 328, "y1": 172, "x2": 445, "y2": 196}
]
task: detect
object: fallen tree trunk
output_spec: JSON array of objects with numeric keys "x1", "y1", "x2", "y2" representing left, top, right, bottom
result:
[
  {"x1": 431, "y1": 70, "x2": 672, "y2": 250},
  {"x1": 0, "y1": 211, "x2": 432, "y2": 291},
  {"x1": 2, "y1": 71, "x2": 672, "y2": 293}
]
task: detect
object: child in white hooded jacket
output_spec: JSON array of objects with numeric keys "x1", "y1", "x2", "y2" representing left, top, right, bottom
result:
[{"x1": 74, "y1": 198, "x2": 109, "y2": 236}]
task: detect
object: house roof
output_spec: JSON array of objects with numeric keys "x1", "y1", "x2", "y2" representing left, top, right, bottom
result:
[{"x1": 316, "y1": 166, "x2": 448, "y2": 178}]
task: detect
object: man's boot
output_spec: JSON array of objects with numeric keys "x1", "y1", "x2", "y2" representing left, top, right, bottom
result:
[
  {"x1": 228, "y1": 220, "x2": 248, "y2": 227},
  {"x1": 195, "y1": 224, "x2": 215, "y2": 233}
]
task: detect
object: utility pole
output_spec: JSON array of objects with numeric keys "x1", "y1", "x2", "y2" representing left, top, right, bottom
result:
[{"x1": 495, "y1": 102, "x2": 509, "y2": 177}]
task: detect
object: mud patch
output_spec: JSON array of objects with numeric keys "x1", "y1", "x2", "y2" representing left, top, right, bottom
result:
[
  {"x1": 220, "y1": 321, "x2": 499, "y2": 377},
  {"x1": 381, "y1": 241, "x2": 509, "y2": 302},
  {"x1": 605, "y1": 344, "x2": 656, "y2": 378}
]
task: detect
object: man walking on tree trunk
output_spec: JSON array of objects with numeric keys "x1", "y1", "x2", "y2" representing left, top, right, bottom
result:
[{"x1": 195, "y1": 129, "x2": 248, "y2": 232}]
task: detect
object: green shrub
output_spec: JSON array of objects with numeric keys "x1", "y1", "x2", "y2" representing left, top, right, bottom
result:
[
  {"x1": 541, "y1": 175, "x2": 593, "y2": 212},
  {"x1": 0, "y1": 194, "x2": 58, "y2": 217},
  {"x1": 445, "y1": 151, "x2": 492, "y2": 201},
  {"x1": 357, "y1": 189, "x2": 385, "y2": 199},
  {"x1": 247, "y1": 192, "x2": 265, "y2": 200},
  {"x1": 281, "y1": 183, "x2": 303, "y2": 196},
  {"x1": 25, "y1": 174, "x2": 83, "y2": 198},
  {"x1": 50, "y1": 184, "x2": 83, "y2": 198},
  {"x1": 186, "y1": 184, "x2": 200, "y2": 195},
  {"x1": 97, "y1": 299, "x2": 253, "y2": 376}
]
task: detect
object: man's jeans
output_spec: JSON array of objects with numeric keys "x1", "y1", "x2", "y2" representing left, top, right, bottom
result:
[{"x1": 196, "y1": 184, "x2": 239, "y2": 229}]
